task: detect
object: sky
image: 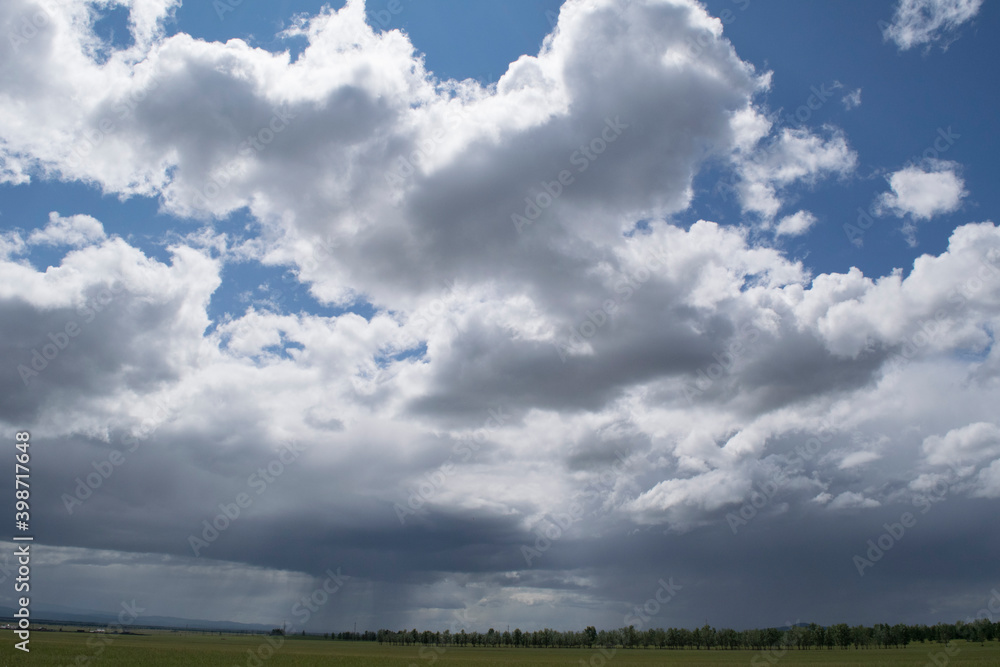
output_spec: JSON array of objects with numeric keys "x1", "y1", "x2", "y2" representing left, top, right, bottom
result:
[{"x1": 1, "y1": 0, "x2": 999, "y2": 635}]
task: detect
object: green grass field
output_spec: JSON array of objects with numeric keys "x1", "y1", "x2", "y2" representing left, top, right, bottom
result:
[{"x1": 2, "y1": 633, "x2": 999, "y2": 666}]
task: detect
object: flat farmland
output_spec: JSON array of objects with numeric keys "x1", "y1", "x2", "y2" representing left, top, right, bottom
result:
[{"x1": 2, "y1": 634, "x2": 999, "y2": 666}]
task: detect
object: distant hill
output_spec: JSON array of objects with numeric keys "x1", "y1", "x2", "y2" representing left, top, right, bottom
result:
[
  {"x1": 776, "y1": 622, "x2": 821, "y2": 631},
  {"x1": 0, "y1": 604, "x2": 273, "y2": 633}
]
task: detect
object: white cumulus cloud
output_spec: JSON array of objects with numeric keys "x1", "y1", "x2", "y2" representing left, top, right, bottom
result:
[
  {"x1": 775, "y1": 210, "x2": 817, "y2": 237},
  {"x1": 27, "y1": 212, "x2": 107, "y2": 247},
  {"x1": 735, "y1": 127, "x2": 857, "y2": 220},
  {"x1": 883, "y1": 0, "x2": 983, "y2": 50},
  {"x1": 876, "y1": 160, "x2": 966, "y2": 221},
  {"x1": 922, "y1": 422, "x2": 1000, "y2": 466},
  {"x1": 841, "y1": 88, "x2": 862, "y2": 110}
]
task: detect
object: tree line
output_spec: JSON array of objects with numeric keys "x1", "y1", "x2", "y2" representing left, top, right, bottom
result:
[{"x1": 322, "y1": 619, "x2": 1000, "y2": 650}]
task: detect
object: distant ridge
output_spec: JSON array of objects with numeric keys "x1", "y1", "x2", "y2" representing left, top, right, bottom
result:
[{"x1": 0, "y1": 605, "x2": 272, "y2": 632}]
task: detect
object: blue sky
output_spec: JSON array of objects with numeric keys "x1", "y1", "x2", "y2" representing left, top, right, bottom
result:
[{"x1": 2, "y1": 0, "x2": 999, "y2": 635}]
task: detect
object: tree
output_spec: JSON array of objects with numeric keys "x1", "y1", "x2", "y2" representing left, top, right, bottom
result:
[
  {"x1": 851, "y1": 624, "x2": 872, "y2": 649},
  {"x1": 717, "y1": 628, "x2": 738, "y2": 650},
  {"x1": 891, "y1": 623, "x2": 909, "y2": 648},
  {"x1": 700, "y1": 624, "x2": 716, "y2": 650},
  {"x1": 832, "y1": 623, "x2": 851, "y2": 649},
  {"x1": 806, "y1": 623, "x2": 822, "y2": 649}
]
